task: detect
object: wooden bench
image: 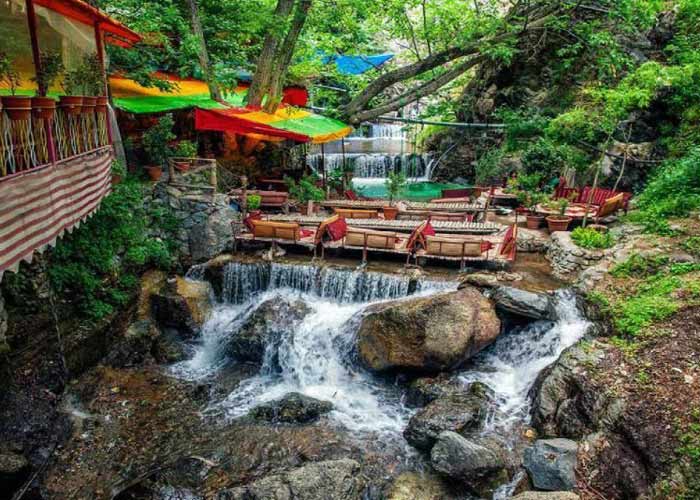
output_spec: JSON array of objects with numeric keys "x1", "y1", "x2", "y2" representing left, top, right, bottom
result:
[
  {"x1": 345, "y1": 228, "x2": 398, "y2": 249},
  {"x1": 251, "y1": 220, "x2": 301, "y2": 241},
  {"x1": 333, "y1": 208, "x2": 380, "y2": 219}
]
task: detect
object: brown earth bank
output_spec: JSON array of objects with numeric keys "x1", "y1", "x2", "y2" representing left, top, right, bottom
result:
[{"x1": 532, "y1": 305, "x2": 700, "y2": 499}]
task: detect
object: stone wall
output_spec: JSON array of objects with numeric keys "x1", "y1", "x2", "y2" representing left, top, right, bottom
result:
[
  {"x1": 152, "y1": 184, "x2": 241, "y2": 263},
  {"x1": 546, "y1": 232, "x2": 607, "y2": 281}
]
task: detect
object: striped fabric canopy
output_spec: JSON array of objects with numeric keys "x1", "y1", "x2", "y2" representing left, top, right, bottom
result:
[{"x1": 111, "y1": 73, "x2": 352, "y2": 144}]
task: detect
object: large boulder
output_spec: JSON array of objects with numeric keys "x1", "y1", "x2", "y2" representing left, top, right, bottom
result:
[
  {"x1": 357, "y1": 288, "x2": 500, "y2": 373},
  {"x1": 489, "y1": 286, "x2": 552, "y2": 320},
  {"x1": 151, "y1": 277, "x2": 213, "y2": 338},
  {"x1": 386, "y1": 471, "x2": 458, "y2": 500},
  {"x1": 218, "y1": 459, "x2": 365, "y2": 500},
  {"x1": 523, "y1": 439, "x2": 578, "y2": 492},
  {"x1": 403, "y1": 383, "x2": 491, "y2": 450},
  {"x1": 430, "y1": 432, "x2": 507, "y2": 494},
  {"x1": 249, "y1": 393, "x2": 333, "y2": 424},
  {"x1": 405, "y1": 374, "x2": 467, "y2": 408},
  {"x1": 226, "y1": 298, "x2": 310, "y2": 364}
]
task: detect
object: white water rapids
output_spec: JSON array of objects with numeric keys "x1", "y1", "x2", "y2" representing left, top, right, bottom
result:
[{"x1": 171, "y1": 262, "x2": 589, "y2": 440}]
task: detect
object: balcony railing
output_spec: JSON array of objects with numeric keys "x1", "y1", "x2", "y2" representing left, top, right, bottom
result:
[{"x1": 0, "y1": 99, "x2": 111, "y2": 181}]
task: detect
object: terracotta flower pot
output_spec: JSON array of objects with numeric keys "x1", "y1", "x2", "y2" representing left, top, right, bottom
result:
[
  {"x1": 111, "y1": 174, "x2": 122, "y2": 185},
  {"x1": 95, "y1": 96, "x2": 109, "y2": 114},
  {"x1": 546, "y1": 215, "x2": 572, "y2": 233},
  {"x1": 31, "y1": 96, "x2": 56, "y2": 120},
  {"x1": 145, "y1": 166, "x2": 162, "y2": 181},
  {"x1": 81, "y1": 96, "x2": 97, "y2": 113},
  {"x1": 2, "y1": 96, "x2": 32, "y2": 120},
  {"x1": 526, "y1": 214, "x2": 545, "y2": 229},
  {"x1": 174, "y1": 161, "x2": 191, "y2": 172},
  {"x1": 383, "y1": 206, "x2": 399, "y2": 220},
  {"x1": 58, "y1": 96, "x2": 83, "y2": 116}
]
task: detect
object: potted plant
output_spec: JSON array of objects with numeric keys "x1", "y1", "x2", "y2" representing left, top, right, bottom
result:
[
  {"x1": 81, "y1": 53, "x2": 106, "y2": 113},
  {"x1": 518, "y1": 190, "x2": 548, "y2": 229},
  {"x1": 546, "y1": 198, "x2": 572, "y2": 232},
  {"x1": 142, "y1": 115, "x2": 175, "y2": 181},
  {"x1": 30, "y1": 51, "x2": 63, "y2": 120},
  {"x1": 172, "y1": 140, "x2": 198, "y2": 171},
  {"x1": 59, "y1": 66, "x2": 84, "y2": 115},
  {"x1": 286, "y1": 175, "x2": 324, "y2": 215},
  {"x1": 0, "y1": 51, "x2": 30, "y2": 120},
  {"x1": 384, "y1": 171, "x2": 407, "y2": 220},
  {"x1": 111, "y1": 158, "x2": 126, "y2": 185},
  {"x1": 247, "y1": 193, "x2": 262, "y2": 217}
]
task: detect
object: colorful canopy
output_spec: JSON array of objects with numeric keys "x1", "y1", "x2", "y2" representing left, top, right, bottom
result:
[
  {"x1": 34, "y1": 0, "x2": 142, "y2": 47},
  {"x1": 110, "y1": 73, "x2": 309, "y2": 114},
  {"x1": 195, "y1": 106, "x2": 352, "y2": 144},
  {"x1": 324, "y1": 53, "x2": 394, "y2": 75}
]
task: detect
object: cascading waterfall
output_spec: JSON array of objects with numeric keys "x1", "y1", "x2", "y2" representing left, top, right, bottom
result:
[
  {"x1": 172, "y1": 262, "x2": 590, "y2": 441},
  {"x1": 460, "y1": 289, "x2": 590, "y2": 432},
  {"x1": 307, "y1": 152, "x2": 430, "y2": 179}
]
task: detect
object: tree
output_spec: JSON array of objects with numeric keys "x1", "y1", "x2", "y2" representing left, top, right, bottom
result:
[
  {"x1": 187, "y1": 0, "x2": 221, "y2": 100},
  {"x1": 247, "y1": 0, "x2": 313, "y2": 112}
]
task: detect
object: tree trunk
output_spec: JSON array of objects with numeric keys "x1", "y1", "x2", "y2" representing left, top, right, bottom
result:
[
  {"x1": 263, "y1": 0, "x2": 312, "y2": 113},
  {"x1": 248, "y1": 0, "x2": 295, "y2": 107},
  {"x1": 187, "y1": 0, "x2": 221, "y2": 101}
]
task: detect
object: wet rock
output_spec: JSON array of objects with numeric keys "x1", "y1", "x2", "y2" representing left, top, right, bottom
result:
[
  {"x1": 459, "y1": 273, "x2": 499, "y2": 289},
  {"x1": 404, "y1": 383, "x2": 490, "y2": 450},
  {"x1": 218, "y1": 459, "x2": 365, "y2": 500},
  {"x1": 489, "y1": 286, "x2": 552, "y2": 320},
  {"x1": 405, "y1": 374, "x2": 467, "y2": 408},
  {"x1": 358, "y1": 288, "x2": 500, "y2": 373},
  {"x1": 430, "y1": 432, "x2": 507, "y2": 493},
  {"x1": 174, "y1": 277, "x2": 213, "y2": 326},
  {"x1": 226, "y1": 298, "x2": 310, "y2": 364},
  {"x1": 0, "y1": 294, "x2": 9, "y2": 354},
  {"x1": 386, "y1": 471, "x2": 459, "y2": 500},
  {"x1": 152, "y1": 328, "x2": 188, "y2": 363},
  {"x1": 249, "y1": 393, "x2": 333, "y2": 424},
  {"x1": 105, "y1": 320, "x2": 159, "y2": 367},
  {"x1": 0, "y1": 451, "x2": 29, "y2": 493},
  {"x1": 136, "y1": 270, "x2": 167, "y2": 320},
  {"x1": 512, "y1": 493, "x2": 580, "y2": 500},
  {"x1": 150, "y1": 277, "x2": 213, "y2": 338},
  {"x1": 523, "y1": 439, "x2": 578, "y2": 491}
]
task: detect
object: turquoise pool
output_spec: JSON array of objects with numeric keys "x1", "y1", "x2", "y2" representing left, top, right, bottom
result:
[{"x1": 353, "y1": 181, "x2": 466, "y2": 201}]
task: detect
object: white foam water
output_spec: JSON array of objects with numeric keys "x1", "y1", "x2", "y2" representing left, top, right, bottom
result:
[
  {"x1": 460, "y1": 289, "x2": 590, "y2": 432},
  {"x1": 172, "y1": 262, "x2": 590, "y2": 446}
]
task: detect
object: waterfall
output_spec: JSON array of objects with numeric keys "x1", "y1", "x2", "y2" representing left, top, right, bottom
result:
[
  {"x1": 220, "y1": 261, "x2": 421, "y2": 304},
  {"x1": 174, "y1": 262, "x2": 589, "y2": 446},
  {"x1": 307, "y1": 152, "x2": 430, "y2": 179},
  {"x1": 459, "y1": 289, "x2": 590, "y2": 432}
]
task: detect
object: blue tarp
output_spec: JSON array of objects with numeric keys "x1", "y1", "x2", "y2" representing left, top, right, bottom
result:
[{"x1": 324, "y1": 53, "x2": 394, "y2": 75}]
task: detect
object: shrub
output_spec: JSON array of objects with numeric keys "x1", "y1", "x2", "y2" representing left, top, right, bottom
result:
[
  {"x1": 49, "y1": 177, "x2": 177, "y2": 320},
  {"x1": 521, "y1": 138, "x2": 567, "y2": 179},
  {"x1": 285, "y1": 175, "x2": 325, "y2": 203},
  {"x1": 173, "y1": 140, "x2": 198, "y2": 158},
  {"x1": 611, "y1": 253, "x2": 669, "y2": 278},
  {"x1": 571, "y1": 227, "x2": 615, "y2": 249},
  {"x1": 247, "y1": 194, "x2": 262, "y2": 210},
  {"x1": 143, "y1": 115, "x2": 176, "y2": 166},
  {"x1": 385, "y1": 171, "x2": 407, "y2": 205},
  {"x1": 683, "y1": 237, "x2": 700, "y2": 257}
]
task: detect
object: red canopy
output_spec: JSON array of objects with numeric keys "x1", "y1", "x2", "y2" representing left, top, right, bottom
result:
[{"x1": 34, "y1": 0, "x2": 142, "y2": 47}]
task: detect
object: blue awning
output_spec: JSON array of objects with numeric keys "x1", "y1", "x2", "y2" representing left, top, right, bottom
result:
[{"x1": 324, "y1": 53, "x2": 394, "y2": 75}]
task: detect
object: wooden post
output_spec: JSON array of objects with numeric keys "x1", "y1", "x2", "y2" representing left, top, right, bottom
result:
[
  {"x1": 341, "y1": 137, "x2": 347, "y2": 191},
  {"x1": 94, "y1": 22, "x2": 113, "y2": 146},
  {"x1": 321, "y1": 142, "x2": 327, "y2": 194}
]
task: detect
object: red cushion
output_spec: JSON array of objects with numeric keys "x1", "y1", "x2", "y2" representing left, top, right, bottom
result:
[
  {"x1": 423, "y1": 221, "x2": 436, "y2": 237},
  {"x1": 326, "y1": 217, "x2": 348, "y2": 241},
  {"x1": 244, "y1": 212, "x2": 262, "y2": 232}
]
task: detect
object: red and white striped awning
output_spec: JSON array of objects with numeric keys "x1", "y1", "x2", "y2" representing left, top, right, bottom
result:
[{"x1": 0, "y1": 147, "x2": 113, "y2": 280}]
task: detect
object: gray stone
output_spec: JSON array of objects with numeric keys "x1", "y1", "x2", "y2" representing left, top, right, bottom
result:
[
  {"x1": 0, "y1": 294, "x2": 8, "y2": 354},
  {"x1": 226, "y1": 298, "x2": 310, "y2": 364},
  {"x1": 357, "y1": 287, "x2": 500, "y2": 373},
  {"x1": 405, "y1": 374, "x2": 466, "y2": 407},
  {"x1": 218, "y1": 459, "x2": 365, "y2": 500},
  {"x1": 404, "y1": 384, "x2": 490, "y2": 450},
  {"x1": 490, "y1": 286, "x2": 552, "y2": 320},
  {"x1": 459, "y1": 273, "x2": 499, "y2": 289},
  {"x1": 512, "y1": 493, "x2": 580, "y2": 500},
  {"x1": 431, "y1": 431, "x2": 505, "y2": 478},
  {"x1": 249, "y1": 392, "x2": 333, "y2": 424},
  {"x1": 523, "y1": 439, "x2": 578, "y2": 491},
  {"x1": 0, "y1": 452, "x2": 29, "y2": 492}
]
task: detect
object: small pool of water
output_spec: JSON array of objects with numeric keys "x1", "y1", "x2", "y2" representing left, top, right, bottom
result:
[{"x1": 353, "y1": 180, "x2": 466, "y2": 201}]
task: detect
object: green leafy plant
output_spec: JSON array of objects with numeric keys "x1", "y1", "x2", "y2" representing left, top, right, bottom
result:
[
  {"x1": 173, "y1": 140, "x2": 198, "y2": 158},
  {"x1": 285, "y1": 175, "x2": 324, "y2": 203},
  {"x1": 32, "y1": 51, "x2": 63, "y2": 96},
  {"x1": 246, "y1": 194, "x2": 262, "y2": 210},
  {"x1": 612, "y1": 253, "x2": 670, "y2": 278},
  {"x1": 385, "y1": 171, "x2": 407, "y2": 206},
  {"x1": 682, "y1": 237, "x2": 700, "y2": 257},
  {"x1": 61, "y1": 53, "x2": 104, "y2": 96},
  {"x1": 143, "y1": 115, "x2": 176, "y2": 166},
  {"x1": 0, "y1": 51, "x2": 21, "y2": 95},
  {"x1": 546, "y1": 197, "x2": 569, "y2": 216},
  {"x1": 571, "y1": 227, "x2": 615, "y2": 249},
  {"x1": 48, "y1": 177, "x2": 177, "y2": 319},
  {"x1": 111, "y1": 159, "x2": 127, "y2": 177}
]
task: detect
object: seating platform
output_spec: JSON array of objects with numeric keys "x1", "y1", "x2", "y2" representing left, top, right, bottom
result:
[{"x1": 320, "y1": 199, "x2": 484, "y2": 213}]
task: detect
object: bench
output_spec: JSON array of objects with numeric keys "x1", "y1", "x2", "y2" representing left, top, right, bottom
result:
[
  {"x1": 251, "y1": 220, "x2": 301, "y2": 241},
  {"x1": 345, "y1": 228, "x2": 398, "y2": 249},
  {"x1": 230, "y1": 189, "x2": 290, "y2": 210},
  {"x1": 333, "y1": 208, "x2": 380, "y2": 219}
]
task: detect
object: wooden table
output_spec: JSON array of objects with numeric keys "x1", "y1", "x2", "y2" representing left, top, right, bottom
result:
[
  {"x1": 265, "y1": 214, "x2": 502, "y2": 234},
  {"x1": 535, "y1": 203, "x2": 597, "y2": 220}
]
